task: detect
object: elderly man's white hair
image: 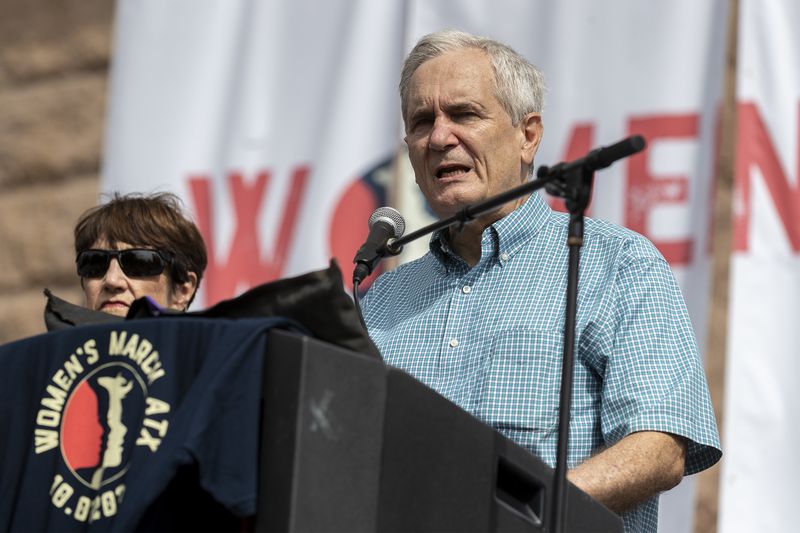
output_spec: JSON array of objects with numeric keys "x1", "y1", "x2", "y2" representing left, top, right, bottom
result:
[{"x1": 399, "y1": 29, "x2": 546, "y2": 127}]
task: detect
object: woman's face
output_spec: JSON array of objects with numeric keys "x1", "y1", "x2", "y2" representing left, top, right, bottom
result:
[{"x1": 80, "y1": 239, "x2": 196, "y2": 316}]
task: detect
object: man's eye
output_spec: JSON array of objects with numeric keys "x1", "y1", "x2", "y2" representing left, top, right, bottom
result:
[
  {"x1": 411, "y1": 118, "x2": 432, "y2": 130},
  {"x1": 455, "y1": 111, "x2": 478, "y2": 120}
]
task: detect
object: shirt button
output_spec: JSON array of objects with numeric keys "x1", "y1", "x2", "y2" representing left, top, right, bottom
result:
[
  {"x1": 500, "y1": 252, "x2": 510, "y2": 262},
  {"x1": 449, "y1": 338, "x2": 459, "y2": 348},
  {"x1": 462, "y1": 285, "x2": 471, "y2": 294}
]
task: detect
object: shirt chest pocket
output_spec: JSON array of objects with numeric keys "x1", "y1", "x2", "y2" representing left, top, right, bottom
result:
[{"x1": 475, "y1": 329, "x2": 563, "y2": 434}]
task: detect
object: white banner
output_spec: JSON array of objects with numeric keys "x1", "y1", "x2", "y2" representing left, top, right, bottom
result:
[
  {"x1": 103, "y1": 1, "x2": 727, "y2": 530},
  {"x1": 719, "y1": 1, "x2": 800, "y2": 531},
  {"x1": 102, "y1": 0, "x2": 406, "y2": 305}
]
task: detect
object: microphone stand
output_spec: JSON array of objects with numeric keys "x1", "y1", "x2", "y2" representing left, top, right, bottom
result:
[
  {"x1": 540, "y1": 161, "x2": 592, "y2": 533},
  {"x1": 371, "y1": 136, "x2": 645, "y2": 533},
  {"x1": 541, "y1": 134, "x2": 645, "y2": 533}
]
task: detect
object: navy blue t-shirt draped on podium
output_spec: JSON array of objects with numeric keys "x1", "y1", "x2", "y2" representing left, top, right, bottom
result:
[{"x1": 0, "y1": 317, "x2": 298, "y2": 531}]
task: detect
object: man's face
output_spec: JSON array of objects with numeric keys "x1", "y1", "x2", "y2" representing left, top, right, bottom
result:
[
  {"x1": 81, "y1": 239, "x2": 186, "y2": 317},
  {"x1": 403, "y1": 48, "x2": 542, "y2": 219}
]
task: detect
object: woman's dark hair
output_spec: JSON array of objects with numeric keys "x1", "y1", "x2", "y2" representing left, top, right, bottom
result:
[{"x1": 74, "y1": 192, "x2": 208, "y2": 304}]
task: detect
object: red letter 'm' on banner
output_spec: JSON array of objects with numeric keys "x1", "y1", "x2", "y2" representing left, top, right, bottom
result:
[
  {"x1": 626, "y1": 114, "x2": 697, "y2": 265},
  {"x1": 188, "y1": 167, "x2": 309, "y2": 304},
  {"x1": 733, "y1": 102, "x2": 800, "y2": 253}
]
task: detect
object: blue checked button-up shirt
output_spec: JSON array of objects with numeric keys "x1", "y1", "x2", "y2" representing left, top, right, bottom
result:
[{"x1": 361, "y1": 192, "x2": 721, "y2": 532}]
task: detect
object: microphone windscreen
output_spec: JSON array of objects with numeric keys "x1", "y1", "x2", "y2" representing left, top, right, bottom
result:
[{"x1": 368, "y1": 207, "x2": 405, "y2": 238}]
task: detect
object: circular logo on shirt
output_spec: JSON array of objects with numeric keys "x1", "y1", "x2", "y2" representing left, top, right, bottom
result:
[{"x1": 31, "y1": 332, "x2": 172, "y2": 524}]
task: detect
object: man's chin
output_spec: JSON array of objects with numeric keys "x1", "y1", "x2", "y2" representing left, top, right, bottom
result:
[{"x1": 429, "y1": 197, "x2": 477, "y2": 219}]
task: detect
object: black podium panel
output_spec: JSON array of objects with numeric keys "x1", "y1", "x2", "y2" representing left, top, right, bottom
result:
[
  {"x1": 257, "y1": 330, "x2": 386, "y2": 531},
  {"x1": 255, "y1": 331, "x2": 622, "y2": 533},
  {"x1": 378, "y1": 368, "x2": 497, "y2": 531}
]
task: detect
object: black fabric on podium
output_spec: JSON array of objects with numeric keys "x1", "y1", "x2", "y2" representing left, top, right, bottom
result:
[
  {"x1": 43, "y1": 288, "x2": 123, "y2": 331},
  {"x1": 183, "y1": 260, "x2": 380, "y2": 358},
  {"x1": 44, "y1": 259, "x2": 379, "y2": 359}
]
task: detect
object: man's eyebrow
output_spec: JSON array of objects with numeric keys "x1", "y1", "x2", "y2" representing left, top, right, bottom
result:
[
  {"x1": 408, "y1": 108, "x2": 433, "y2": 121},
  {"x1": 445, "y1": 101, "x2": 485, "y2": 113},
  {"x1": 406, "y1": 100, "x2": 487, "y2": 123}
]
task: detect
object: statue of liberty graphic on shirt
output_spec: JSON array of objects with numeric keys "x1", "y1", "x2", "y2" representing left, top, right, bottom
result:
[{"x1": 60, "y1": 369, "x2": 141, "y2": 490}]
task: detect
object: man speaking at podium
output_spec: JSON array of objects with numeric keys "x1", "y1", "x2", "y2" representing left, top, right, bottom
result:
[{"x1": 361, "y1": 30, "x2": 721, "y2": 531}]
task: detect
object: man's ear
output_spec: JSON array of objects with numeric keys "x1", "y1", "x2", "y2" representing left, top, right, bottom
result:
[
  {"x1": 170, "y1": 272, "x2": 198, "y2": 311},
  {"x1": 520, "y1": 113, "x2": 544, "y2": 166}
]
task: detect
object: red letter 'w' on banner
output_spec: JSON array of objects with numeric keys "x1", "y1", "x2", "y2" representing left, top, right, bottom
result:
[{"x1": 188, "y1": 167, "x2": 309, "y2": 304}]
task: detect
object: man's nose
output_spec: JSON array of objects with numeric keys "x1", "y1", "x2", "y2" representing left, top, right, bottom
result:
[{"x1": 428, "y1": 118, "x2": 458, "y2": 151}]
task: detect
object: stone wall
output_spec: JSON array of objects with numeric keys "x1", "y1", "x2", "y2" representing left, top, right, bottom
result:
[{"x1": 0, "y1": 0, "x2": 113, "y2": 343}]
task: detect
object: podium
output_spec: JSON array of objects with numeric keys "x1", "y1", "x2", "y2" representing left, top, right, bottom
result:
[
  {"x1": 0, "y1": 318, "x2": 620, "y2": 532},
  {"x1": 257, "y1": 330, "x2": 622, "y2": 532}
]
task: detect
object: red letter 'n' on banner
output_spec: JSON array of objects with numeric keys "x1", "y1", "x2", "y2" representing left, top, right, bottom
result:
[{"x1": 733, "y1": 102, "x2": 800, "y2": 253}]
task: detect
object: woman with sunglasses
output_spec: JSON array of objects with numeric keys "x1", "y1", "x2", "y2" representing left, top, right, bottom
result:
[{"x1": 74, "y1": 192, "x2": 208, "y2": 317}]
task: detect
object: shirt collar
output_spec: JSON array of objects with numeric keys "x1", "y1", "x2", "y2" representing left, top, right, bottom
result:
[{"x1": 429, "y1": 192, "x2": 551, "y2": 269}]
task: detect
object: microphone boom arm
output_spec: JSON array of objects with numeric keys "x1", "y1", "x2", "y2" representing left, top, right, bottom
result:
[
  {"x1": 384, "y1": 135, "x2": 645, "y2": 255},
  {"x1": 384, "y1": 176, "x2": 549, "y2": 255}
]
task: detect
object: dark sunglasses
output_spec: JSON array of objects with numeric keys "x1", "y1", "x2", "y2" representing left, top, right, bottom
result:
[{"x1": 76, "y1": 249, "x2": 171, "y2": 278}]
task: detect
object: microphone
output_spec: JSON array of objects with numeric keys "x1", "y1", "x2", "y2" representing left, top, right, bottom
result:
[{"x1": 353, "y1": 207, "x2": 405, "y2": 285}]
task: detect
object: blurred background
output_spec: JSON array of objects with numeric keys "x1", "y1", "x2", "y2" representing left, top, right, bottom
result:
[{"x1": 2, "y1": 0, "x2": 796, "y2": 531}]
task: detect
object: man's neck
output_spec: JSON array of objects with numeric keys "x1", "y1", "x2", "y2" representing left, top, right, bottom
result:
[
  {"x1": 447, "y1": 222, "x2": 485, "y2": 267},
  {"x1": 445, "y1": 195, "x2": 529, "y2": 267}
]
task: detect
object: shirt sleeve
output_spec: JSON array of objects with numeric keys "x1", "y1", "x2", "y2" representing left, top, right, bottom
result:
[{"x1": 599, "y1": 242, "x2": 721, "y2": 475}]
